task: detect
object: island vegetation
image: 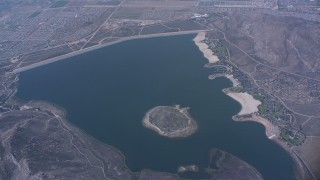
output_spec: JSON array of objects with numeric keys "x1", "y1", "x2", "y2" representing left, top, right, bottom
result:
[{"x1": 142, "y1": 105, "x2": 198, "y2": 138}]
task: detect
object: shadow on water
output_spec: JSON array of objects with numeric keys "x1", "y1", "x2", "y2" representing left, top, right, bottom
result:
[{"x1": 17, "y1": 35, "x2": 294, "y2": 179}]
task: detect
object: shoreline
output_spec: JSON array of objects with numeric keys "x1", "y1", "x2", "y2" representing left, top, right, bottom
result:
[
  {"x1": 193, "y1": 32, "x2": 220, "y2": 64},
  {"x1": 192, "y1": 31, "x2": 309, "y2": 179},
  {"x1": 234, "y1": 115, "x2": 276, "y2": 139},
  {"x1": 11, "y1": 30, "x2": 203, "y2": 74},
  {"x1": 235, "y1": 113, "x2": 312, "y2": 179},
  {"x1": 273, "y1": 136, "x2": 312, "y2": 179}
]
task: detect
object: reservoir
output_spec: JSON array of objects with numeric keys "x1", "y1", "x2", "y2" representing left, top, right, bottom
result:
[{"x1": 16, "y1": 34, "x2": 294, "y2": 179}]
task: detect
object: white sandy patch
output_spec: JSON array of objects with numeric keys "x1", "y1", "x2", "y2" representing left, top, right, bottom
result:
[
  {"x1": 227, "y1": 92, "x2": 261, "y2": 115},
  {"x1": 20, "y1": 105, "x2": 32, "y2": 110},
  {"x1": 225, "y1": 74, "x2": 240, "y2": 87},
  {"x1": 193, "y1": 32, "x2": 219, "y2": 63}
]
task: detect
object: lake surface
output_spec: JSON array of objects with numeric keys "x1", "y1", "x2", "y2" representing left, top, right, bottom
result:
[{"x1": 17, "y1": 35, "x2": 294, "y2": 179}]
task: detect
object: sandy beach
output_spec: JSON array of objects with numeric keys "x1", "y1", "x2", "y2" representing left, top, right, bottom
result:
[
  {"x1": 193, "y1": 32, "x2": 219, "y2": 64},
  {"x1": 235, "y1": 115, "x2": 276, "y2": 139},
  {"x1": 225, "y1": 74, "x2": 240, "y2": 87},
  {"x1": 227, "y1": 92, "x2": 261, "y2": 115}
]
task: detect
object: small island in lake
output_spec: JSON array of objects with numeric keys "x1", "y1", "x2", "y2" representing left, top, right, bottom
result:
[{"x1": 142, "y1": 105, "x2": 198, "y2": 138}]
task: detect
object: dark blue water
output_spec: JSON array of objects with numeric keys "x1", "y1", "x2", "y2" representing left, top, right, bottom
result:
[{"x1": 17, "y1": 35, "x2": 294, "y2": 179}]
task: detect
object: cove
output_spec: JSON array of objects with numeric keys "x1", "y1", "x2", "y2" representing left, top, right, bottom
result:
[{"x1": 16, "y1": 34, "x2": 294, "y2": 179}]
